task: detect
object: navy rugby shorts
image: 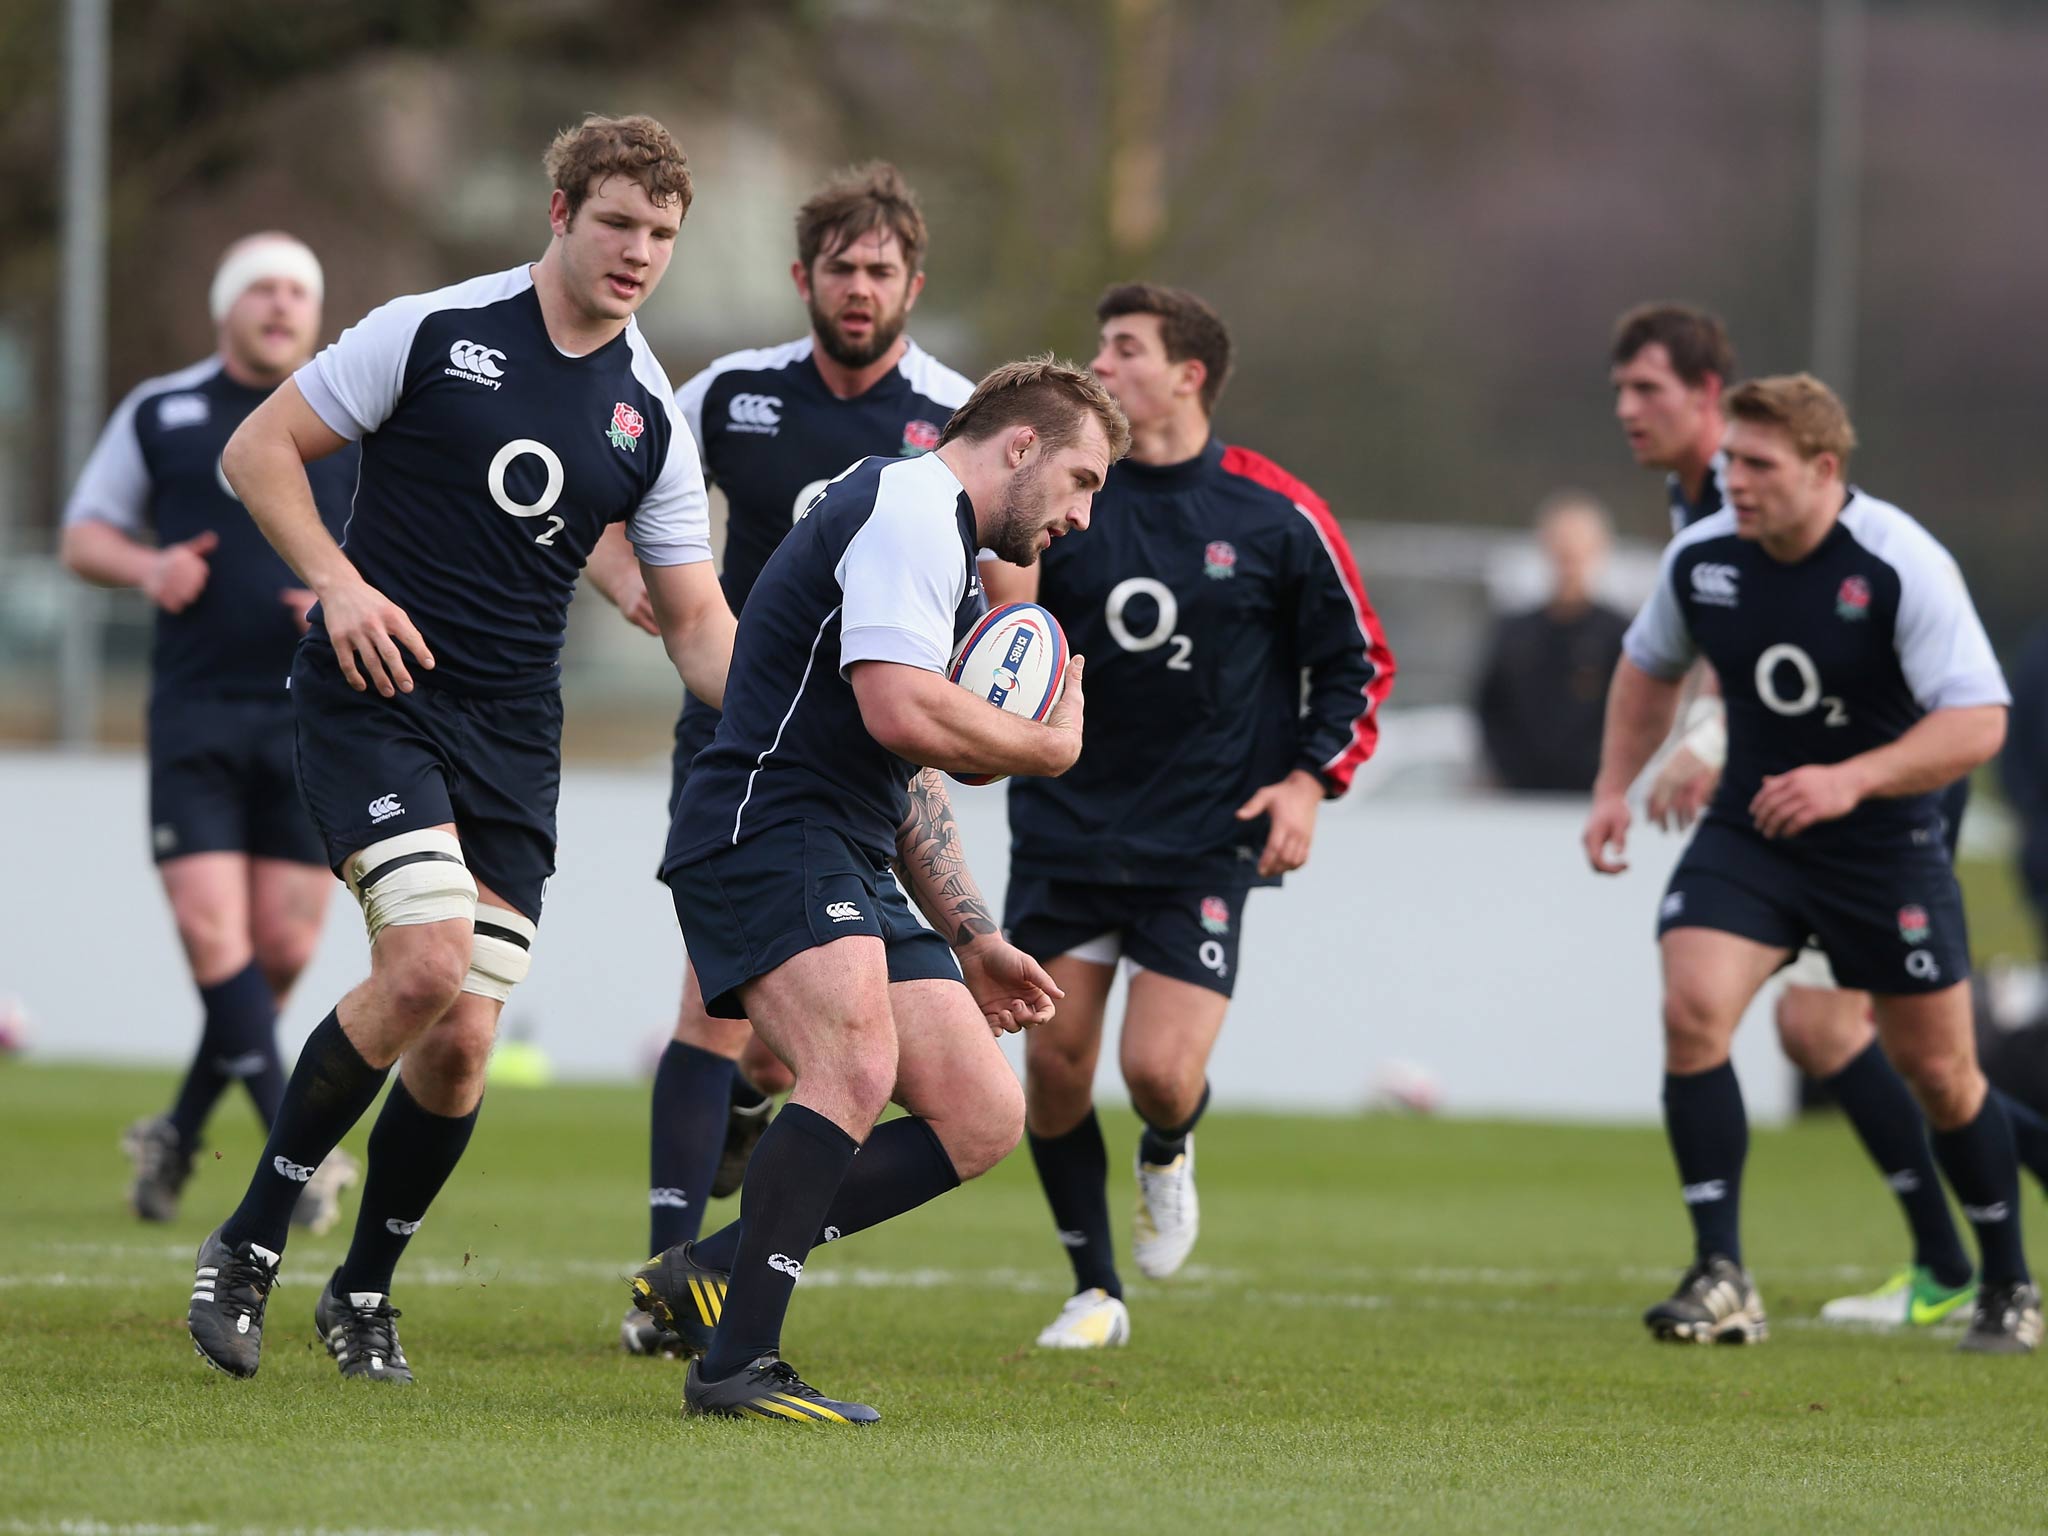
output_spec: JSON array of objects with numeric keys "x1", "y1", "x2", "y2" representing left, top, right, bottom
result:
[
  {"x1": 1658, "y1": 816, "x2": 1969, "y2": 995},
  {"x1": 1004, "y1": 875, "x2": 1250, "y2": 999},
  {"x1": 147, "y1": 694, "x2": 325, "y2": 866},
  {"x1": 665, "y1": 819, "x2": 961, "y2": 1020},
  {"x1": 666, "y1": 691, "x2": 721, "y2": 822},
  {"x1": 289, "y1": 642, "x2": 560, "y2": 922}
]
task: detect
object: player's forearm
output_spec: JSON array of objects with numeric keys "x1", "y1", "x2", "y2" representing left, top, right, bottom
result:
[
  {"x1": 59, "y1": 521, "x2": 155, "y2": 589},
  {"x1": 1839, "y1": 705, "x2": 2007, "y2": 802},
  {"x1": 893, "y1": 768, "x2": 1000, "y2": 949},
  {"x1": 585, "y1": 523, "x2": 640, "y2": 609},
  {"x1": 1592, "y1": 658, "x2": 1684, "y2": 798},
  {"x1": 221, "y1": 423, "x2": 355, "y2": 594},
  {"x1": 662, "y1": 606, "x2": 735, "y2": 709},
  {"x1": 643, "y1": 559, "x2": 736, "y2": 707},
  {"x1": 854, "y1": 664, "x2": 1074, "y2": 778}
]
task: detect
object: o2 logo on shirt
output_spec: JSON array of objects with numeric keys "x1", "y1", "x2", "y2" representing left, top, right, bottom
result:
[
  {"x1": 487, "y1": 438, "x2": 567, "y2": 547},
  {"x1": 793, "y1": 478, "x2": 829, "y2": 525},
  {"x1": 1755, "y1": 642, "x2": 1849, "y2": 726},
  {"x1": 1105, "y1": 577, "x2": 1193, "y2": 671}
]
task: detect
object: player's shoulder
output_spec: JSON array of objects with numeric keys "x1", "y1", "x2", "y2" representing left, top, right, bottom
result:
[
  {"x1": 383, "y1": 264, "x2": 533, "y2": 324},
  {"x1": 895, "y1": 342, "x2": 974, "y2": 410},
  {"x1": 1215, "y1": 441, "x2": 1329, "y2": 515},
  {"x1": 620, "y1": 320, "x2": 682, "y2": 407},
  {"x1": 685, "y1": 336, "x2": 814, "y2": 395},
  {"x1": 1837, "y1": 490, "x2": 1961, "y2": 583},
  {"x1": 119, "y1": 356, "x2": 225, "y2": 425},
  {"x1": 823, "y1": 450, "x2": 959, "y2": 534},
  {"x1": 1664, "y1": 508, "x2": 1741, "y2": 563}
]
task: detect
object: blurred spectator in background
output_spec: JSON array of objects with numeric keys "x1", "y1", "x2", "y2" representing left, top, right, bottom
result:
[
  {"x1": 1474, "y1": 492, "x2": 1628, "y2": 791},
  {"x1": 2004, "y1": 621, "x2": 2048, "y2": 958}
]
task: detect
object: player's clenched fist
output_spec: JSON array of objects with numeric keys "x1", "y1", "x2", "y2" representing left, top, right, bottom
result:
[
  {"x1": 318, "y1": 575, "x2": 435, "y2": 697},
  {"x1": 1041, "y1": 653, "x2": 1087, "y2": 774},
  {"x1": 142, "y1": 530, "x2": 219, "y2": 613},
  {"x1": 1583, "y1": 790, "x2": 1633, "y2": 874}
]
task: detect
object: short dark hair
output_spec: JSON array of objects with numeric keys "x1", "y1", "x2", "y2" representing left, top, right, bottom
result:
[
  {"x1": 940, "y1": 354, "x2": 1131, "y2": 460},
  {"x1": 543, "y1": 113, "x2": 693, "y2": 222},
  {"x1": 1096, "y1": 282, "x2": 1234, "y2": 414},
  {"x1": 795, "y1": 161, "x2": 928, "y2": 274},
  {"x1": 1610, "y1": 303, "x2": 1735, "y2": 387}
]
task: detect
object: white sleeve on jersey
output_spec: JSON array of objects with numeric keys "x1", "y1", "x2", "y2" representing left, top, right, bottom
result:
[
  {"x1": 1621, "y1": 541, "x2": 1699, "y2": 681},
  {"x1": 836, "y1": 494, "x2": 966, "y2": 676},
  {"x1": 626, "y1": 399, "x2": 714, "y2": 567},
  {"x1": 61, "y1": 385, "x2": 150, "y2": 533},
  {"x1": 673, "y1": 364, "x2": 714, "y2": 455},
  {"x1": 1889, "y1": 537, "x2": 2011, "y2": 712},
  {"x1": 295, "y1": 293, "x2": 439, "y2": 442}
]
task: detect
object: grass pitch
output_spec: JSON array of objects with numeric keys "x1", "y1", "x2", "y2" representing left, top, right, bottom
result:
[{"x1": 2, "y1": 1063, "x2": 2044, "y2": 1536}]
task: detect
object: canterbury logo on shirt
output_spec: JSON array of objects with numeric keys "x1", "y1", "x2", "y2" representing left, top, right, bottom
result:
[
  {"x1": 825, "y1": 900, "x2": 863, "y2": 923},
  {"x1": 446, "y1": 340, "x2": 507, "y2": 388},
  {"x1": 1690, "y1": 563, "x2": 1740, "y2": 606},
  {"x1": 727, "y1": 393, "x2": 782, "y2": 434}
]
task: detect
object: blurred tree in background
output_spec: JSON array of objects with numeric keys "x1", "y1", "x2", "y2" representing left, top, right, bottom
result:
[{"x1": 2, "y1": 0, "x2": 2042, "y2": 642}]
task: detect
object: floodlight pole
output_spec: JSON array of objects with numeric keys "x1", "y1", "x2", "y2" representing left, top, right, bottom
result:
[
  {"x1": 55, "y1": 0, "x2": 110, "y2": 747},
  {"x1": 1811, "y1": 0, "x2": 1864, "y2": 402}
]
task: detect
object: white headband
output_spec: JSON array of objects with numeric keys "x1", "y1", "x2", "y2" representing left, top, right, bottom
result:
[{"x1": 209, "y1": 237, "x2": 324, "y2": 324}]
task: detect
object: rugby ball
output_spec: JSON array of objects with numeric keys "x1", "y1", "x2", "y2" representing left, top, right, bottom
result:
[{"x1": 946, "y1": 601, "x2": 1068, "y2": 787}]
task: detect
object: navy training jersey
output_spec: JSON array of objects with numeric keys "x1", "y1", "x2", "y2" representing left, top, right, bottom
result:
[
  {"x1": 1008, "y1": 439, "x2": 1396, "y2": 886},
  {"x1": 1624, "y1": 491, "x2": 2009, "y2": 849},
  {"x1": 664, "y1": 451, "x2": 985, "y2": 870},
  {"x1": 294, "y1": 265, "x2": 712, "y2": 695},
  {"x1": 676, "y1": 337, "x2": 971, "y2": 614},
  {"x1": 1667, "y1": 450, "x2": 1728, "y2": 536},
  {"x1": 63, "y1": 357, "x2": 359, "y2": 701}
]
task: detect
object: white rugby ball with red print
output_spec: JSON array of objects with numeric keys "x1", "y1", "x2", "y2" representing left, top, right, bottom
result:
[{"x1": 946, "y1": 601, "x2": 1068, "y2": 787}]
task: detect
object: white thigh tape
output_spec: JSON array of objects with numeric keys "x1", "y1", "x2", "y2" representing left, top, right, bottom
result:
[
  {"x1": 1680, "y1": 696, "x2": 1727, "y2": 772},
  {"x1": 345, "y1": 829, "x2": 476, "y2": 942},
  {"x1": 463, "y1": 903, "x2": 536, "y2": 1003}
]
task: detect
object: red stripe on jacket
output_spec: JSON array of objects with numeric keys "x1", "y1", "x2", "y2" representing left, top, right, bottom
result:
[{"x1": 1220, "y1": 445, "x2": 1396, "y2": 793}]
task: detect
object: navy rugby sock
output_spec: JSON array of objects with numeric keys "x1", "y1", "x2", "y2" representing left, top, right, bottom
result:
[
  {"x1": 168, "y1": 961, "x2": 282, "y2": 1142},
  {"x1": 694, "y1": 1115, "x2": 961, "y2": 1271},
  {"x1": 1931, "y1": 1096, "x2": 2030, "y2": 1288},
  {"x1": 1662, "y1": 1062, "x2": 1747, "y2": 1267},
  {"x1": 337, "y1": 1077, "x2": 479, "y2": 1298},
  {"x1": 1992, "y1": 1089, "x2": 2048, "y2": 1194},
  {"x1": 700, "y1": 1103, "x2": 858, "y2": 1381},
  {"x1": 1139, "y1": 1081, "x2": 1211, "y2": 1166},
  {"x1": 220, "y1": 1009, "x2": 387, "y2": 1254},
  {"x1": 647, "y1": 1041, "x2": 735, "y2": 1255},
  {"x1": 1825, "y1": 1040, "x2": 1973, "y2": 1288},
  {"x1": 1029, "y1": 1109, "x2": 1121, "y2": 1299}
]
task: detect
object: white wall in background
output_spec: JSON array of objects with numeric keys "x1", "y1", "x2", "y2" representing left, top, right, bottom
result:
[{"x1": 0, "y1": 749, "x2": 1795, "y2": 1124}]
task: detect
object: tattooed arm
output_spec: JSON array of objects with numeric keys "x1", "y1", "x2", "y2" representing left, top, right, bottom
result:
[
  {"x1": 895, "y1": 767, "x2": 1000, "y2": 946},
  {"x1": 895, "y1": 768, "x2": 1063, "y2": 1034}
]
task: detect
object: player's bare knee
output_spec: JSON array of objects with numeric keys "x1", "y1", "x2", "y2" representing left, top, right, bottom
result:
[
  {"x1": 1661, "y1": 990, "x2": 1734, "y2": 1073},
  {"x1": 375, "y1": 927, "x2": 472, "y2": 1026},
  {"x1": 741, "y1": 1034, "x2": 794, "y2": 1095},
  {"x1": 253, "y1": 927, "x2": 319, "y2": 998},
  {"x1": 408, "y1": 1015, "x2": 497, "y2": 1107},
  {"x1": 933, "y1": 1068, "x2": 1025, "y2": 1181},
  {"x1": 1124, "y1": 1062, "x2": 1202, "y2": 1128},
  {"x1": 171, "y1": 903, "x2": 246, "y2": 979},
  {"x1": 1895, "y1": 1048, "x2": 1982, "y2": 1130}
]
